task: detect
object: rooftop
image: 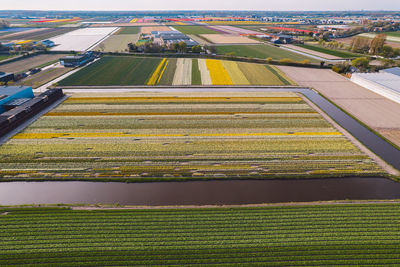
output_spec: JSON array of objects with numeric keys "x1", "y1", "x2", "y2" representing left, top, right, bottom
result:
[
  {"x1": 381, "y1": 67, "x2": 400, "y2": 77},
  {"x1": 0, "y1": 86, "x2": 32, "y2": 96},
  {"x1": 355, "y1": 72, "x2": 400, "y2": 94}
]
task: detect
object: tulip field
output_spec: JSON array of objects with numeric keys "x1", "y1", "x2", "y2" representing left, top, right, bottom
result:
[
  {"x1": 0, "y1": 91, "x2": 384, "y2": 182},
  {"x1": 1, "y1": 203, "x2": 400, "y2": 265},
  {"x1": 57, "y1": 56, "x2": 296, "y2": 86}
]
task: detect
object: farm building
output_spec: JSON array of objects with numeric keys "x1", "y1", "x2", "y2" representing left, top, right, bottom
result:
[
  {"x1": 351, "y1": 72, "x2": 400, "y2": 104},
  {"x1": 0, "y1": 72, "x2": 14, "y2": 84},
  {"x1": 0, "y1": 86, "x2": 34, "y2": 114},
  {"x1": 381, "y1": 67, "x2": 400, "y2": 77},
  {"x1": 41, "y1": 40, "x2": 55, "y2": 48},
  {"x1": 60, "y1": 51, "x2": 97, "y2": 67},
  {"x1": 153, "y1": 31, "x2": 199, "y2": 48},
  {"x1": 271, "y1": 34, "x2": 294, "y2": 44}
]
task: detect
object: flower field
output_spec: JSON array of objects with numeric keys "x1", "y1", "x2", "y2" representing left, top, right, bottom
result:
[
  {"x1": 1, "y1": 204, "x2": 400, "y2": 265},
  {"x1": 0, "y1": 91, "x2": 384, "y2": 182},
  {"x1": 58, "y1": 56, "x2": 296, "y2": 86}
]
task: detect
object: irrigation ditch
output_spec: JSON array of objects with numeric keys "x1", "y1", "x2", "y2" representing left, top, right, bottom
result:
[{"x1": 0, "y1": 86, "x2": 399, "y2": 206}]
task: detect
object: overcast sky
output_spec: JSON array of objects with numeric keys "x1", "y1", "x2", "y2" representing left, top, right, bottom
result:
[{"x1": 1, "y1": 0, "x2": 400, "y2": 11}]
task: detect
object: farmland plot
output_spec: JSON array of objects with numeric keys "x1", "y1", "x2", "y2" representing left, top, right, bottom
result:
[
  {"x1": 93, "y1": 34, "x2": 139, "y2": 52},
  {"x1": 201, "y1": 34, "x2": 260, "y2": 44},
  {"x1": 197, "y1": 59, "x2": 212, "y2": 85},
  {"x1": 0, "y1": 92, "x2": 384, "y2": 182},
  {"x1": 50, "y1": 27, "x2": 119, "y2": 51},
  {"x1": 1, "y1": 204, "x2": 400, "y2": 265},
  {"x1": 172, "y1": 58, "x2": 192, "y2": 85}
]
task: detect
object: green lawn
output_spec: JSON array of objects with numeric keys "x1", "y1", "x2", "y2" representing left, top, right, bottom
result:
[
  {"x1": 0, "y1": 54, "x2": 13, "y2": 61},
  {"x1": 58, "y1": 56, "x2": 161, "y2": 86},
  {"x1": 385, "y1": 31, "x2": 400, "y2": 37},
  {"x1": 173, "y1": 25, "x2": 219, "y2": 35},
  {"x1": 297, "y1": 44, "x2": 361, "y2": 58},
  {"x1": 191, "y1": 58, "x2": 201, "y2": 85},
  {"x1": 116, "y1": 27, "x2": 140, "y2": 35},
  {"x1": 215, "y1": 44, "x2": 318, "y2": 62},
  {"x1": 1, "y1": 204, "x2": 400, "y2": 265}
]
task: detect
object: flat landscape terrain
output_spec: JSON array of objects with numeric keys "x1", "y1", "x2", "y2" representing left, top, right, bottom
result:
[
  {"x1": 215, "y1": 44, "x2": 318, "y2": 62},
  {"x1": 173, "y1": 25, "x2": 219, "y2": 35},
  {"x1": 0, "y1": 28, "x2": 75, "y2": 41},
  {"x1": 0, "y1": 54, "x2": 67, "y2": 73},
  {"x1": 0, "y1": 91, "x2": 384, "y2": 182},
  {"x1": 201, "y1": 34, "x2": 260, "y2": 44},
  {"x1": 93, "y1": 34, "x2": 139, "y2": 52},
  {"x1": 1, "y1": 203, "x2": 399, "y2": 265},
  {"x1": 15, "y1": 65, "x2": 70, "y2": 88},
  {"x1": 295, "y1": 44, "x2": 360, "y2": 59},
  {"x1": 278, "y1": 66, "x2": 400, "y2": 148},
  {"x1": 58, "y1": 56, "x2": 295, "y2": 86}
]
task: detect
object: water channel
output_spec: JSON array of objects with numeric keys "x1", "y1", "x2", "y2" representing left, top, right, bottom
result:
[{"x1": 0, "y1": 87, "x2": 399, "y2": 206}]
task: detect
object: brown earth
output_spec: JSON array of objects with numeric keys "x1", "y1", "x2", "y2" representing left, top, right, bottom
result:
[
  {"x1": 0, "y1": 54, "x2": 67, "y2": 73},
  {"x1": 278, "y1": 66, "x2": 400, "y2": 147},
  {"x1": 200, "y1": 34, "x2": 260, "y2": 44},
  {"x1": 16, "y1": 67, "x2": 70, "y2": 88},
  {"x1": 140, "y1": 26, "x2": 171, "y2": 34},
  {"x1": 338, "y1": 36, "x2": 400, "y2": 49}
]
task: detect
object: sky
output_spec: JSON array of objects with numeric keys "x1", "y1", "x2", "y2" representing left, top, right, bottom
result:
[{"x1": 1, "y1": 0, "x2": 400, "y2": 11}]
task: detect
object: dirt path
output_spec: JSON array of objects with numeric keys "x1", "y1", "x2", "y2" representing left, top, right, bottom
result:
[
  {"x1": 283, "y1": 44, "x2": 341, "y2": 60},
  {"x1": 278, "y1": 66, "x2": 400, "y2": 148}
]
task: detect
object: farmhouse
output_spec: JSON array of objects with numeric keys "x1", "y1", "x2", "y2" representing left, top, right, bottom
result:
[
  {"x1": 153, "y1": 31, "x2": 199, "y2": 48},
  {"x1": 0, "y1": 72, "x2": 14, "y2": 84},
  {"x1": 60, "y1": 51, "x2": 97, "y2": 67},
  {"x1": 0, "y1": 86, "x2": 34, "y2": 114},
  {"x1": 351, "y1": 72, "x2": 400, "y2": 104}
]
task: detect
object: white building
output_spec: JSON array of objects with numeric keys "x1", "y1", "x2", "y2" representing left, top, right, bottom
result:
[{"x1": 351, "y1": 72, "x2": 400, "y2": 104}]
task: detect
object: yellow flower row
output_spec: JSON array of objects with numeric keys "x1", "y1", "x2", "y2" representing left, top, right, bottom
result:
[
  {"x1": 130, "y1": 18, "x2": 138, "y2": 23},
  {"x1": 205, "y1": 59, "x2": 233, "y2": 85},
  {"x1": 45, "y1": 111, "x2": 316, "y2": 116},
  {"x1": 65, "y1": 96, "x2": 303, "y2": 103},
  {"x1": 13, "y1": 132, "x2": 342, "y2": 139},
  {"x1": 147, "y1": 58, "x2": 167, "y2": 85}
]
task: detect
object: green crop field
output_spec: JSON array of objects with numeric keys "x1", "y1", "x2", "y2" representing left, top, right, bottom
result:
[
  {"x1": 58, "y1": 56, "x2": 161, "y2": 86},
  {"x1": 173, "y1": 25, "x2": 219, "y2": 35},
  {"x1": 215, "y1": 44, "x2": 318, "y2": 62},
  {"x1": 0, "y1": 91, "x2": 384, "y2": 182},
  {"x1": 116, "y1": 27, "x2": 140, "y2": 35},
  {"x1": 58, "y1": 56, "x2": 294, "y2": 86},
  {"x1": 386, "y1": 31, "x2": 400, "y2": 37},
  {"x1": 1, "y1": 204, "x2": 400, "y2": 265},
  {"x1": 297, "y1": 44, "x2": 361, "y2": 58},
  {"x1": 0, "y1": 54, "x2": 13, "y2": 61}
]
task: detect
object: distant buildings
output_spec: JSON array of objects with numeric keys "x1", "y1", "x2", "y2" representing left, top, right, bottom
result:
[
  {"x1": 151, "y1": 31, "x2": 199, "y2": 49},
  {"x1": 0, "y1": 72, "x2": 14, "y2": 84}
]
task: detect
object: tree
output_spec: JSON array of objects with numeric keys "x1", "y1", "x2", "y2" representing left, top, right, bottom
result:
[
  {"x1": 350, "y1": 37, "x2": 370, "y2": 54},
  {"x1": 98, "y1": 43, "x2": 105, "y2": 52},
  {"x1": 191, "y1": 45, "x2": 202, "y2": 53},
  {"x1": 0, "y1": 19, "x2": 10, "y2": 29},
  {"x1": 352, "y1": 57, "x2": 370, "y2": 71},
  {"x1": 369, "y1": 34, "x2": 386, "y2": 55}
]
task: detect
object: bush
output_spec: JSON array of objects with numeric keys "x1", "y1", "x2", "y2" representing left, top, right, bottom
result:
[{"x1": 279, "y1": 58, "x2": 294, "y2": 65}]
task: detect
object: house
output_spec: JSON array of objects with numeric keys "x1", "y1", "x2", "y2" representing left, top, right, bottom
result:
[
  {"x1": 60, "y1": 51, "x2": 97, "y2": 67},
  {"x1": 0, "y1": 72, "x2": 14, "y2": 84},
  {"x1": 271, "y1": 34, "x2": 293, "y2": 44},
  {"x1": 0, "y1": 86, "x2": 34, "y2": 114}
]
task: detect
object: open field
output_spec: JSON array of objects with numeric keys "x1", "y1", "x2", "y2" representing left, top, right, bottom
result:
[
  {"x1": 93, "y1": 34, "x2": 139, "y2": 52},
  {"x1": 0, "y1": 91, "x2": 384, "y2": 182},
  {"x1": 278, "y1": 66, "x2": 400, "y2": 148},
  {"x1": 58, "y1": 57, "x2": 161, "y2": 86},
  {"x1": 15, "y1": 66, "x2": 70, "y2": 88},
  {"x1": 140, "y1": 26, "x2": 171, "y2": 34},
  {"x1": 50, "y1": 27, "x2": 118, "y2": 51},
  {"x1": 297, "y1": 43, "x2": 361, "y2": 58},
  {"x1": 0, "y1": 54, "x2": 67, "y2": 73},
  {"x1": 201, "y1": 34, "x2": 260, "y2": 44},
  {"x1": 1, "y1": 203, "x2": 400, "y2": 265},
  {"x1": 285, "y1": 44, "x2": 342, "y2": 60},
  {"x1": 215, "y1": 44, "x2": 318, "y2": 62},
  {"x1": 0, "y1": 55, "x2": 13, "y2": 61},
  {"x1": 173, "y1": 25, "x2": 219, "y2": 35},
  {"x1": 116, "y1": 27, "x2": 140, "y2": 35},
  {"x1": 0, "y1": 28, "x2": 75, "y2": 41},
  {"x1": 59, "y1": 56, "x2": 295, "y2": 86},
  {"x1": 359, "y1": 32, "x2": 400, "y2": 43},
  {"x1": 337, "y1": 36, "x2": 400, "y2": 49}
]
